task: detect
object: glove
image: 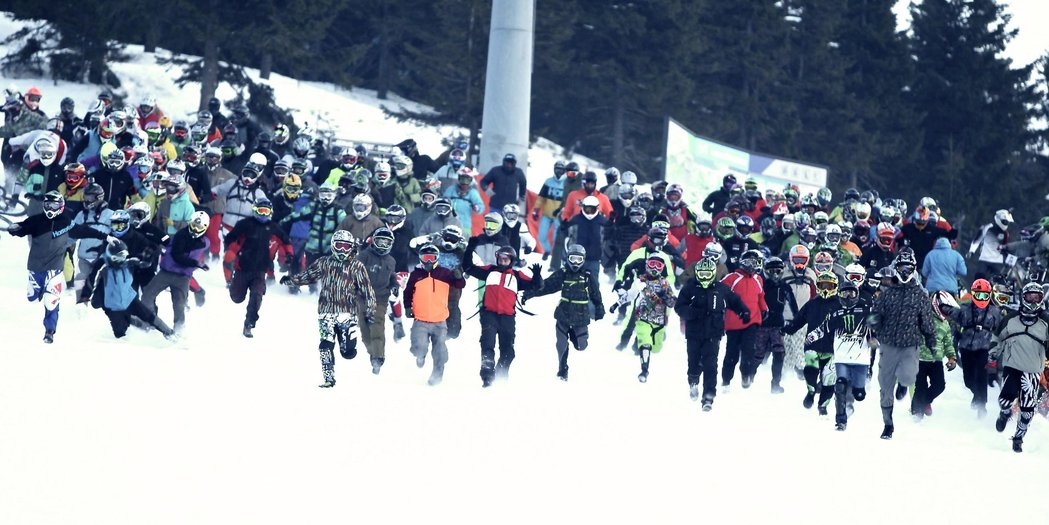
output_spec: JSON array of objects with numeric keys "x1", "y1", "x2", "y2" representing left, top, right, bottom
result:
[
  {"x1": 739, "y1": 310, "x2": 751, "y2": 324},
  {"x1": 524, "y1": 245, "x2": 533, "y2": 255},
  {"x1": 198, "y1": 263, "x2": 210, "y2": 272},
  {"x1": 609, "y1": 302, "x2": 620, "y2": 314},
  {"x1": 365, "y1": 312, "x2": 376, "y2": 325},
  {"x1": 405, "y1": 307, "x2": 414, "y2": 319},
  {"x1": 279, "y1": 276, "x2": 292, "y2": 285},
  {"x1": 529, "y1": 263, "x2": 543, "y2": 277},
  {"x1": 594, "y1": 308, "x2": 605, "y2": 321},
  {"x1": 531, "y1": 209, "x2": 540, "y2": 221},
  {"x1": 945, "y1": 357, "x2": 957, "y2": 371}
]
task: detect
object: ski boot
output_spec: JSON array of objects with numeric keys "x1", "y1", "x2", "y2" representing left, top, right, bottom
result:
[
  {"x1": 835, "y1": 421, "x2": 847, "y2": 431},
  {"x1": 689, "y1": 383, "x2": 699, "y2": 401},
  {"x1": 1012, "y1": 437, "x2": 1023, "y2": 453},
  {"x1": 894, "y1": 384, "x2": 908, "y2": 401},
  {"x1": 741, "y1": 375, "x2": 754, "y2": 389},
  {"x1": 638, "y1": 345, "x2": 651, "y2": 383},
  {"x1": 370, "y1": 357, "x2": 384, "y2": 375},
  {"x1": 482, "y1": 377, "x2": 493, "y2": 388},
  {"x1": 803, "y1": 391, "x2": 815, "y2": 409},
  {"x1": 243, "y1": 323, "x2": 254, "y2": 338},
  {"x1": 880, "y1": 425, "x2": 894, "y2": 440},
  {"x1": 43, "y1": 330, "x2": 55, "y2": 344},
  {"x1": 701, "y1": 397, "x2": 714, "y2": 412},
  {"x1": 817, "y1": 405, "x2": 828, "y2": 416},
  {"x1": 557, "y1": 365, "x2": 568, "y2": 382},
  {"x1": 415, "y1": 354, "x2": 426, "y2": 368},
  {"x1": 771, "y1": 382, "x2": 785, "y2": 394},
  {"x1": 995, "y1": 412, "x2": 1009, "y2": 433},
  {"x1": 194, "y1": 288, "x2": 206, "y2": 307},
  {"x1": 318, "y1": 380, "x2": 336, "y2": 388},
  {"x1": 880, "y1": 406, "x2": 894, "y2": 439},
  {"x1": 428, "y1": 367, "x2": 444, "y2": 386}
]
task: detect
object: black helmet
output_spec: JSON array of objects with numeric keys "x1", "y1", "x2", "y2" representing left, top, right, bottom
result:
[
  {"x1": 565, "y1": 244, "x2": 586, "y2": 272},
  {"x1": 502, "y1": 153, "x2": 517, "y2": 165},
  {"x1": 106, "y1": 238, "x2": 130, "y2": 265},
  {"x1": 844, "y1": 188, "x2": 861, "y2": 202},
  {"x1": 628, "y1": 206, "x2": 647, "y2": 225},
  {"x1": 565, "y1": 161, "x2": 580, "y2": 172},
  {"x1": 495, "y1": 245, "x2": 516, "y2": 267},
  {"x1": 838, "y1": 280, "x2": 860, "y2": 308},
  {"x1": 764, "y1": 256, "x2": 785, "y2": 281},
  {"x1": 83, "y1": 183, "x2": 106, "y2": 210},
  {"x1": 370, "y1": 227, "x2": 395, "y2": 256},
  {"x1": 582, "y1": 171, "x2": 598, "y2": 183}
]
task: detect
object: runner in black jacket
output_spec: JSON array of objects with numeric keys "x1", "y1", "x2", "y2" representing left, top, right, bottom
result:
[{"x1": 225, "y1": 197, "x2": 293, "y2": 337}]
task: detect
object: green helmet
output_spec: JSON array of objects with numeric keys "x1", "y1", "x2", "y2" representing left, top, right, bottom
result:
[
  {"x1": 716, "y1": 217, "x2": 736, "y2": 240},
  {"x1": 695, "y1": 258, "x2": 717, "y2": 288}
]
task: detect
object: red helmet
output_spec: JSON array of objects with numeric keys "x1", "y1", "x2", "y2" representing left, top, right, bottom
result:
[{"x1": 970, "y1": 279, "x2": 992, "y2": 309}]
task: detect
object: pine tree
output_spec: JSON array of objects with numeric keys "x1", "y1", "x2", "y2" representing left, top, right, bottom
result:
[{"x1": 908, "y1": 0, "x2": 1041, "y2": 226}]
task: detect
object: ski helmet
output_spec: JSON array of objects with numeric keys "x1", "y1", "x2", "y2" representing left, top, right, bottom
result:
[
  {"x1": 628, "y1": 206, "x2": 647, "y2": 225},
  {"x1": 189, "y1": 211, "x2": 210, "y2": 238},
  {"x1": 565, "y1": 244, "x2": 586, "y2": 272},
  {"x1": 702, "y1": 241, "x2": 723, "y2": 262},
  {"x1": 621, "y1": 171, "x2": 638, "y2": 186},
  {"x1": 838, "y1": 280, "x2": 859, "y2": 308},
  {"x1": 42, "y1": 191, "x2": 65, "y2": 219},
  {"x1": 440, "y1": 225, "x2": 463, "y2": 251},
  {"x1": 992, "y1": 283, "x2": 1012, "y2": 308},
  {"x1": 502, "y1": 204, "x2": 521, "y2": 226},
  {"x1": 128, "y1": 201, "x2": 151, "y2": 227},
  {"x1": 970, "y1": 279, "x2": 992, "y2": 309},
  {"x1": 581, "y1": 195, "x2": 601, "y2": 219},
  {"x1": 434, "y1": 198, "x2": 452, "y2": 217},
  {"x1": 735, "y1": 215, "x2": 755, "y2": 236},
  {"x1": 722, "y1": 174, "x2": 737, "y2": 191},
  {"x1": 993, "y1": 209, "x2": 1013, "y2": 231},
  {"x1": 83, "y1": 183, "x2": 106, "y2": 210},
  {"x1": 418, "y1": 243, "x2": 440, "y2": 271},
  {"x1": 695, "y1": 218, "x2": 713, "y2": 238},
  {"x1": 106, "y1": 238, "x2": 130, "y2": 266},
  {"x1": 110, "y1": 210, "x2": 131, "y2": 238},
  {"x1": 666, "y1": 183, "x2": 684, "y2": 208},
  {"x1": 695, "y1": 258, "x2": 718, "y2": 288},
  {"x1": 495, "y1": 245, "x2": 516, "y2": 268},
  {"x1": 553, "y1": 160, "x2": 566, "y2": 178},
  {"x1": 618, "y1": 184, "x2": 637, "y2": 207},
  {"x1": 788, "y1": 244, "x2": 810, "y2": 270},
  {"x1": 317, "y1": 184, "x2": 337, "y2": 206},
  {"x1": 1020, "y1": 282, "x2": 1044, "y2": 316},
  {"x1": 483, "y1": 212, "x2": 504, "y2": 236},
  {"x1": 739, "y1": 249, "x2": 763, "y2": 274},
  {"x1": 815, "y1": 271, "x2": 839, "y2": 299},
  {"x1": 932, "y1": 290, "x2": 959, "y2": 320},
  {"x1": 813, "y1": 251, "x2": 835, "y2": 274},
  {"x1": 331, "y1": 230, "x2": 357, "y2": 260},
  {"x1": 764, "y1": 256, "x2": 785, "y2": 282},
  {"x1": 370, "y1": 227, "x2": 395, "y2": 256},
  {"x1": 384, "y1": 204, "x2": 407, "y2": 230},
  {"x1": 352, "y1": 194, "x2": 374, "y2": 220},
  {"x1": 716, "y1": 217, "x2": 736, "y2": 240},
  {"x1": 645, "y1": 253, "x2": 666, "y2": 277},
  {"x1": 844, "y1": 263, "x2": 866, "y2": 286},
  {"x1": 816, "y1": 187, "x2": 833, "y2": 208},
  {"x1": 893, "y1": 250, "x2": 917, "y2": 284},
  {"x1": 636, "y1": 192, "x2": 654, "y2": 211},
  {"x1": 604, "y1": 167, "x2": 620, "y2": 184}
]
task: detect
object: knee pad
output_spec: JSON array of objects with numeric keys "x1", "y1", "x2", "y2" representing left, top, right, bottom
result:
[{"x1": 852, "y1": 388, "x2": 866, "y2": 401}]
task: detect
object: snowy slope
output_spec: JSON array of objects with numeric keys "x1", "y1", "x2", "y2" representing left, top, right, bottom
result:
[
  {"x1": 1, "y1": 11, "x2": 1048, "y2": 525},
  {"x1": 0, "y1": 12, "x2": 600, "y2": 192},
  {"x1": 0, "y1": 228, "x2": 1046, "y2": 525}
]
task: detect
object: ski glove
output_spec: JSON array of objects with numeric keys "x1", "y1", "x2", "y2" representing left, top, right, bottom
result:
[
  {"x1": 529, "y1": 263, "x2": 543, "y2": 278},
  {"x1": 405, "y1": 307, "x2": 414, "y2": 319},
  {"x1": 945, "y1": 357, "x2": 957, "y2": 371},
  {"x1": 593, "y1": 308, "x2": 604, "y2": 321},
  {"x1": 739, "y1": 310, "x2": 751, "y2": 324},
  {"x1": 279, "y1": 276, "x2": 292, "y2": 285}
]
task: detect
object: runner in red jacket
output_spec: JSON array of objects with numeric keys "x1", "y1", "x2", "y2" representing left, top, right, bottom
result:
[{"x1": 721, "y1": 249, "x2": 768, "y2": 388}]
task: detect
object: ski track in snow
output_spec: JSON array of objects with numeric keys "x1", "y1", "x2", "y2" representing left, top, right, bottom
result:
[{"x1": 0, "y1": 234, "x2": 1046, "y2": 524}]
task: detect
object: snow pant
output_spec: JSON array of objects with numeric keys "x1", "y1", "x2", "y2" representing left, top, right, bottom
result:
[
  {"x1": 555, "y1": 320, "x2": 589, "y2": 374},
  {"x1": 205, "y1": 213, "x2": 223, "y2": 257},
  {"x1": 27, "y1": 270, "x2": 62, "y2": 333},
  {"x1": 550, "y1": 219, "x2": 568, "y2": 268},
  {"x1": 636, "y1": 319, "x2": 666, "y2": 376},
  {"x1": 357, "y1": 300, "x2": 387, "y2": 359},
  {"x1": 804, "y1": 350, "x2": 837, "y2": 408},
  {"x1": 959, "y1": 349, "x2": 990, "y2": 408},
  {"x1": 912, "y1": 361, "x2": 946, "y2": 414},
  {"x1": 998, "y1": 367, "x2": 1040, "y2": 440},
  {"x1": 446, "y1": 286, "x2": 463, "y2": 339},
  {"x1": 141, "y1": 270, "x2": 190, "y2": 327},
  {"x1": 753, "y1": 326, "x2": 785, "y2": 387},
  {"x1": 784, "y1": 330, "x2": 806, "y2": 379},
  {"x1": 877, "y1": 344, "x2": 919, "y2": 423},
  {"x1": 317, "y1": 313, "x2": 358, "y2": 383},
  {"x1": 104, "y1": 299, "x2": 172, "y2": 338},
  {"x1": 230, "y1": 270, "x2": 266, "y2": 327},
  {"x1": 537, "y1": 215, "x2": 558, "y2": 254},
  {"x1": 410, "y1": 320, "x2": 449, "y2": 372},
  {"x1": 74, "y1": 256, "x2": 97, "y2": 298},
  {"x1": 722, "y1": 325, "x2": 757, "y2": 385},
  {"x1": 286, "y1": 237, "x2": 308, "y2": 275},
  {"x1": 686, "y1": 336, "x2": 721, "y2": 401},
  {"x1": 479, "y1": 310, "x2": 516, "y2": 382},
  {"x1": 834, "y1": 363, "x2": 869, "y2": 424}
]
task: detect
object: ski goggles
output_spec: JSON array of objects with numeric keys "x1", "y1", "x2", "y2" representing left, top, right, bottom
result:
[
  {"x1": 420, "y1": 253, "x2": 438, "y2": 264},
  {"x1": 695, "y1": 223, "x2": 712, "y2": 235},
  {"x1": 273, "y1": 165, "x2": 290, "y2": 177},
  {"x1": 1023, "y1": 291, "x2": 1044, "y2": 304},
  {"x1": 646, "y1": 259, "x2": 666, "y2": 272},
  {"x1": 333, "y1": 240, "x2": 356, "y2": 252},
  {"x1": 253, "y1": 205, "x2": 273, "y2": 218},
  {"x1": 839, "y1": 288, "x2": 858, "y2": 299},
  {"x1": 43, "y1": 200, "x2": 63, "y2": 213},
  {"x1": 972, "y1": 291, "x2": 991, "y2": 302},
  {"x1": 341, "y1": 154, "x2": 358, "y2": 165},
  {"x1": 567, "y1": 254, "x2": 585, "y2": 266},
  {"x1": 372, "y1": 237, "x2": 393, "y2": 251},
  {"x1": 110, "y1": 220, "x2": 129, "y2": 234},
  {"x1": 845, "y1": 273, "x2": 865, "y2": 284},
  {"x1": 27, "y1": 94, "x2": 41, "y2": 103}
]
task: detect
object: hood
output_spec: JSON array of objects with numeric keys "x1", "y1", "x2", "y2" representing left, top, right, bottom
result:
[{"x1": 934, "y1": 237, "x2": 952, "y2": 249}]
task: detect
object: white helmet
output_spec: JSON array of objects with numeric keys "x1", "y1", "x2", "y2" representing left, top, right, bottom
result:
[
  {"x1": 483, "y1": 212, "x2": 504, "y2": 236},
  {"x1": 188, "y1": 211, "x2": 210, "y2": 238},
  {"x1": 702, "y1": 241, "x2": 724, "y2": 262},
  {"x1": 128, "y1": 201, "x2": 152, "y2": 227},
  {"x1": 854, "y1": 202, "x2": 871, "y2": 221},
  {"x1": 994, "y1": 209, "x2": 1013, "y2": 230},
  {"x1": 34, "y1": 138, "x2": 58, "y2": 167},
  {"x1": 824, "y1": 223, "x2": 842, "y2": 246},
  {"x1": 352, "y1": 194, "x2": 373, "y2": 220},
  {"x1": 581, "y1": 195, "x2": 601, "y2": 219}
]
